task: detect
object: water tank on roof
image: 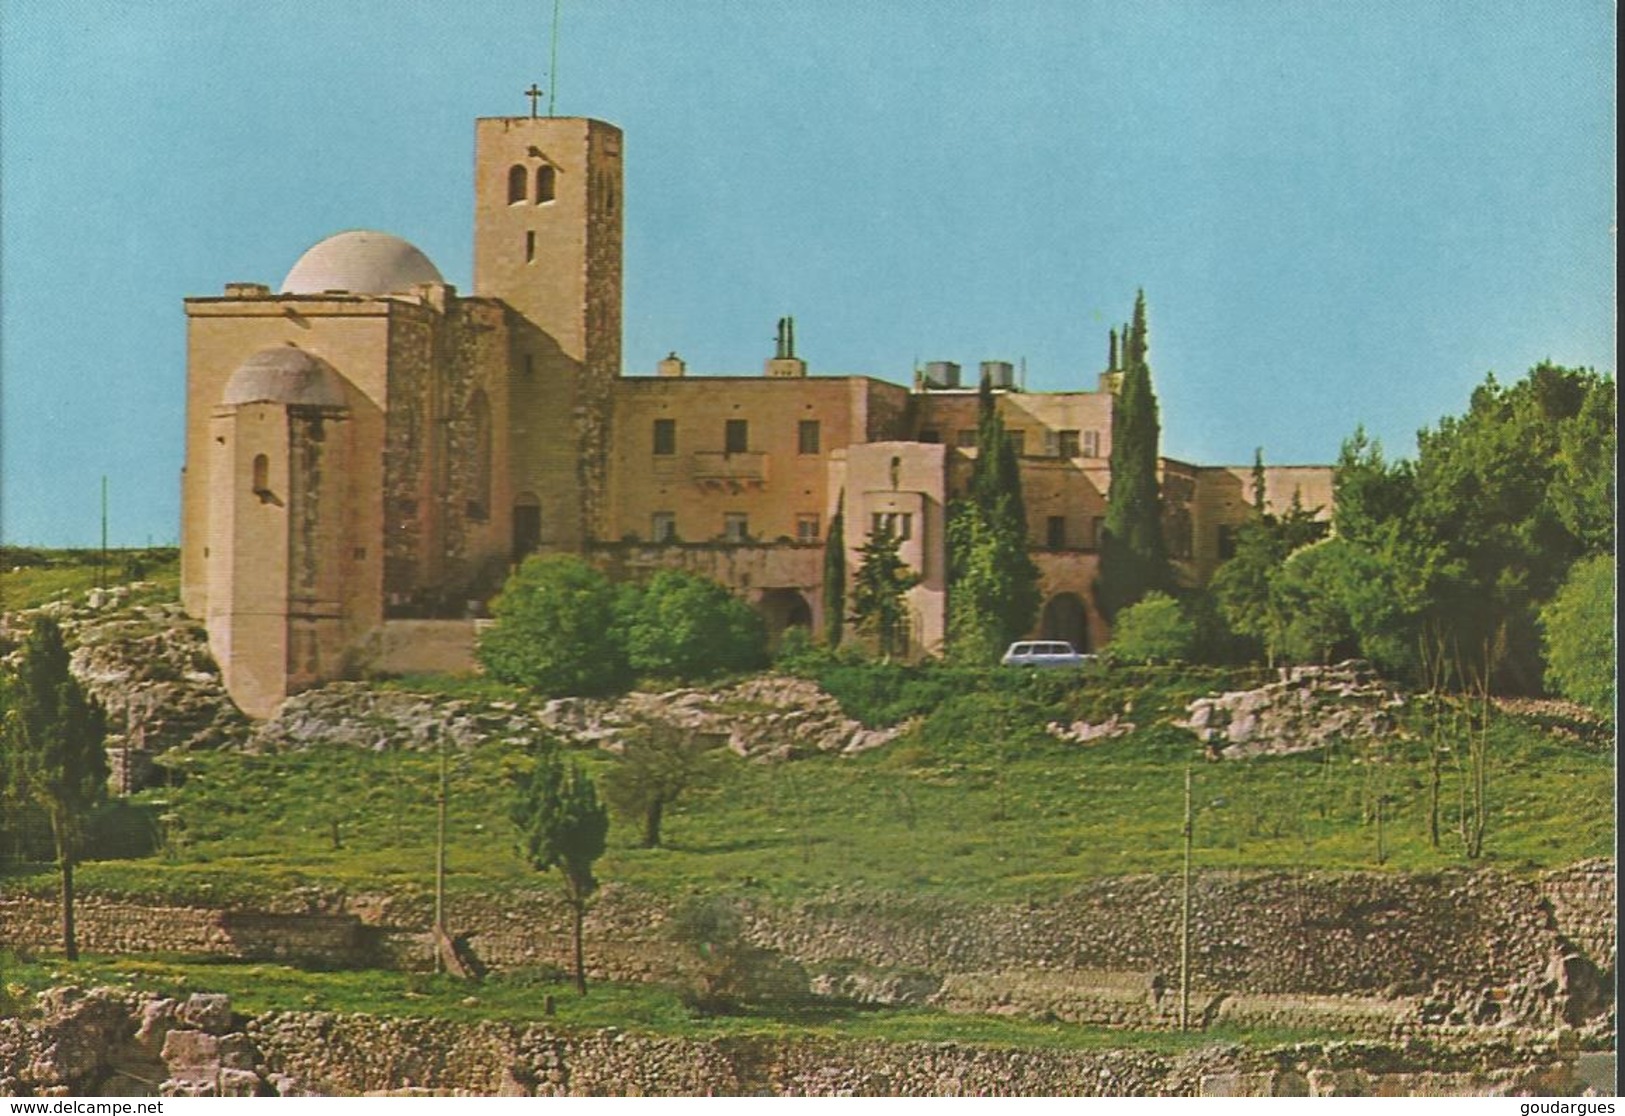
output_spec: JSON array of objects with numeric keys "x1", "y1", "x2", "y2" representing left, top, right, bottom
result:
[
  {"x1": 923, "y1": 361, "x2": 961, "y2": 389},
  {"x1": 981, "y1": 360, "x2": 1014, "y2": 388}
]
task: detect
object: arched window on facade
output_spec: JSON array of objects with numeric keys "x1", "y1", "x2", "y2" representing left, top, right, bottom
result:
[
  {"x1": 507, "y1": 164, "x2": 528, "y2": 204},
  {"x1": 535, "y1": 165, "x2": 556, "y2": 203},
  {"x1": 251, "y1": 454, "x2": 270, "y2": 501},
  {"x1": 468, "y1": 390, "x2": 492, "y2": 521}
]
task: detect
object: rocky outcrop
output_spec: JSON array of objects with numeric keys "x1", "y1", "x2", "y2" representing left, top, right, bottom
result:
[
  {"x1": 538, "y1": 675, "x2": 904, "y2": 760},
  {"x1": 248, "y1": 674, "x2": 899, "y2": 762},
  {"x1": 0, "y1": 988, "x2": 1601, "y2": 1097},
  {"x1": 251, "y1": 684, "x2": 536, "y2": 753},
  {"x1": 1, "y1": 588, "x2": 250, "y2": 789},
  {"x1": 1179, "y1": 661, "x2": 1405, "y2": 759}
]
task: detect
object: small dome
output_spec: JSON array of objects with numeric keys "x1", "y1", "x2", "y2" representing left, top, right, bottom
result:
[
  {"x1": 280, "y1": 230, "x2": 444, "y2": 295},
  {"x1": 222, "y1": 348, "x2": 349, "y2": 408}
]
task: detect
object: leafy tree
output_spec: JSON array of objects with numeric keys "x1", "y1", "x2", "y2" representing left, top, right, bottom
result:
[
  {"x1": 1271, "y1": 539, "x2": 1360, "y2": 665},
  {"x1": 478, "y1": 555, "x2": 627, "y2": 696},
  {"x1": 823, "y1": 492, "x2": 846, "y2": 647},
  {"x1": 949, "y1": 377, "x2": 1040, "y2": 662},
  {"x1": 1209, "y1": 479, "x2": 1329, "y2": 666},
  {"x1": 1540, "y1": 553, "x2": 1615, "y2": 716},
  {"x1": 850, "y1": 523, "x2": 920, "y2": 659},
  {"x1": 1096, "y1": 290, "x2": 1173, "y2": 620},
  {"x1": 1334, "y1": 365, "x2": 1615, "y2": 692},
  {"x1": 1106, "y1": 591, "x2": 1194, "y2": 664},
  {"x1": 620, "y1": 570, "x2": 766, "y2": 681},
  {"x1": 3, "y1": 616, "x2": 108, "y2": 960},
  {"x1": 604, "y1": 717, "x2": 725, "y2": 848},
  {"x1": 510, "y1": 747, "x2": 609, "y2": 995}
]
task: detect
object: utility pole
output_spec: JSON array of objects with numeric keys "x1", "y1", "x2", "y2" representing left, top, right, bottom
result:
[
  {"x1": 99, "y1": 476, "x2": 109, "y2": 590},
  {"x1": 433, "y1": 730, "x2": 448, "y2": 973},
  {"x1": 1180, "y1": 764, "x2": 1193, "y2": 1031}
]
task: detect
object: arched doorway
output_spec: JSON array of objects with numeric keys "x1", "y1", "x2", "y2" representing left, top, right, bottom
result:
[
  {"x1": 512, "y1": 493, "x2": 541, "y2": 561},
  {"x1": 756, "y1": 588, "x2": 813, "y2": 650},
  {"x1": 1040, "y1": 592, "x2": 1089, "y2": 652}
]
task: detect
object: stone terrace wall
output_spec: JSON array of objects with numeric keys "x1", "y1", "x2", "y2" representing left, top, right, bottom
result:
[
  {"x1": 3, "y1": 861, "x2": 1614, "y2": 1013},
  {"x1": 0, "y1": 900, "x2": 369, "y2": 966}
]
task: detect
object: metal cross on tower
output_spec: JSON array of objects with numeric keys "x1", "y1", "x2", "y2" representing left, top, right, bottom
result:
[{"x1": 525, "y1": 83, "x2": 545, "y2": 118}]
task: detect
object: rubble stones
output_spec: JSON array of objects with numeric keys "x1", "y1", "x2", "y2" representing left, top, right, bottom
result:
[
  {"x1": 0, "y1": 988, "x2": 1598, "y2": 1097},
  {"x1": 1179, "y1": 661, "x2": 1406, "y2": 759}
]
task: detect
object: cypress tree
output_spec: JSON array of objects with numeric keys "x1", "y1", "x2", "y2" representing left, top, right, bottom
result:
[
  {"x1": 950, "y1": 373, "x2": 1040, "y2": 660},
  {"x1": 822, "y1": 492, "x2": 846, "y2": 646},
  {"x1": 1096, "y1": 290, "x2": 1173, "y2": 621},
  {"x1": 1251, "y1": 447, "x2": 1268, "y2": 513}
]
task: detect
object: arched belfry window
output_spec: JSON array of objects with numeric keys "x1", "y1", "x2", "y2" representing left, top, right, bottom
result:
[
  {"x1": 507, "y1": 164, "x2": 528, "y2": 204},
  {"x1": 468, "y1": 390, "x2": 492, "y2": 521},
  {"x1": 535, "y1": 165, "x2": 556, "y2": 204}
]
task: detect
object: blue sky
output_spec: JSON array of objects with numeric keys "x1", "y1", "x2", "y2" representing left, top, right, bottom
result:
[{"x1": 0, "y1": 1, "x2": 1614, "y2": 546}]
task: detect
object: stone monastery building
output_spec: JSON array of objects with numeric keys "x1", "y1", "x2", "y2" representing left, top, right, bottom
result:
[{"x1": 181, "y1": 111, "x2": 1333, "y2": 718}]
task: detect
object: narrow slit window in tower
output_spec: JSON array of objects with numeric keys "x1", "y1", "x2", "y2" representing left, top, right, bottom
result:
[{"x1": 525, "y1": 231, "x2": 536, "y2": 262}]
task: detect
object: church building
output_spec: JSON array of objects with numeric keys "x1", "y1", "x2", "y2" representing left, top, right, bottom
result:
[{"x1": 180, "y1": 110, "x2": 1332, "y2": 718}]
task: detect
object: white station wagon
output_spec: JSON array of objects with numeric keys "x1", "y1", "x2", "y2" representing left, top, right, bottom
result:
[{"x1": 1000, "y1": 640, "x2": 1092, "y2": 667}]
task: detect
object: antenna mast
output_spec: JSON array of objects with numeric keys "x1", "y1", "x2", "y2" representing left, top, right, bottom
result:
[{"x1": 548, "y1": 0, "x2": 562, "y2": 116}]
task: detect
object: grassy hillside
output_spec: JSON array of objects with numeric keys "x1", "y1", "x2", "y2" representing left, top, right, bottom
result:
[
  {"x1": 0, "y1": 547, "x2": 179, "y2": 614},
  {"x1": 11, "y1": 669, "x2": 1608, "y2": 909}
]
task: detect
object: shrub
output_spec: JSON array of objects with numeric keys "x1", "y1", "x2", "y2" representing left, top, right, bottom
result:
[
  {"x1": 620, "y1": 570, "x2": 767, "y2": 681},
  {"x1": 1107, "y1": 591, "x2": 1195, "y2": 664},
  {"x1": 478, "y1": 555, "x2": 628, "y2": 696},
  {"x1": 665, "y1": 897, "x2": 808, "y2": 1015},
  {"x1": 1541, "y1": 553, "x2": 1615, "y2": 717}
]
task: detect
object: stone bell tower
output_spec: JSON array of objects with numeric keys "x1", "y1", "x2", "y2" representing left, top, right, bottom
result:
[{"x1": 473, "y1": 113, "x2": 623, "y2": 554}]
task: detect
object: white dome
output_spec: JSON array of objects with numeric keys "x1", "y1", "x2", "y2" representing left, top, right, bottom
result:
[
  {"x1": 280, "y1": 230, "x2": 444, "y2": 295},
  {"x1": 222, "y1": 348, "x2": 349, "y2": 408}
]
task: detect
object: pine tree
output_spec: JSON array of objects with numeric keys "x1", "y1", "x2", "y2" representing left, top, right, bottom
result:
[
  {"x1": 1096, "y1": 290, "x2": 1173, "y2": 621},
  {"x1": 822, "y1": 492, "x2": 846, "y2": 647},
  {"x1": 4, "y1": 616, "x2": 108, "y2": 960}
]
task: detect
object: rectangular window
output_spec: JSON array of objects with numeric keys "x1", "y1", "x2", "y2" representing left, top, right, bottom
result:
[
  {"x1": 1082, "y1": 429, "x2": 1101, "y2": 458},
  {"x1": 1046, "y1": 516, "x2": 1067, "y2": 549},
  {"x1": 955, "y1": 428, "x2": 978, "y2": 448},
  {"x1": 1057, "y1": 430, "x2": 1080, "y2": 458},
  {"x1": 919, "y1": 428, "x2": 941, "y2": 444},
  {"x1": 1007, "y1": 430, "x2": 1026, "y2": 457},
  {"x1": 652, "y1": 418, "x2": 676, "y2": 455},
  {"x1": 1218, "y1": 525, "x2": 1238, "y2": 561},
  {"x1": 725, "y1": 419, "x2": 749, "y2": 454},
  {"x1": 723, "y1": 512, "x2": 749, "y2": 542},
  {"x1": 796, "y1": 513, "x2": 820, "y2": 542},
  {"x1": 651, "y1": 511, "x2": 676, "y2": 543},
  {"x1": 798, "y1": 420, "x2": 821, "y2": 455},
  {"x1": 870, "y1": 511, "x2": 913, "y2": 541}
]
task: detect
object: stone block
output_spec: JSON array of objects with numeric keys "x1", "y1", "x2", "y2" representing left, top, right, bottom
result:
[{"x1": 178, "y1": 992, "x2": 233, "y2": 1033}]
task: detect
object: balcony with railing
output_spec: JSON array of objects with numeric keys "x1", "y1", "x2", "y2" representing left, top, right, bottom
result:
[{"x1": 690, "y1": 451, "x2": 769, "y2": 489}]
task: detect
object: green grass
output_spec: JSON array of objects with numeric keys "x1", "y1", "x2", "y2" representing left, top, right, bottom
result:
[
  {"x1": 0, "y1": 547, "x2": 179, "y2": 614},
  {"x1": 0, "y1": 952, "x2": 1336, "y2": 1052},
  {"x1": 7, "y1": 684, "x2": 1602, "y2": 910}
]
